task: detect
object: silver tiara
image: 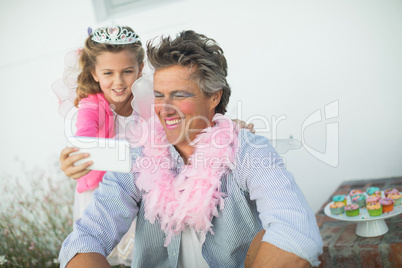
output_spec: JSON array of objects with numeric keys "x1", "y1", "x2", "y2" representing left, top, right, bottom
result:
[{"x1": 91, "y1": 25, "x2": 140, "y2": 45}]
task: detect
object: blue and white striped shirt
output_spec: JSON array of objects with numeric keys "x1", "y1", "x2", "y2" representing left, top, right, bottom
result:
[{"x1": 59, "y1": 130, "x2": 323, "y2": 267}]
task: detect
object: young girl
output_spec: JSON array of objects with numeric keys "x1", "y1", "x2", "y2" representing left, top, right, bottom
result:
[
  {"x1": 55, "y1": 25, "x2": 144, "y2": 266},
  {"x1": 55, "y1": 24, "x2": 255, "y2": 267}
]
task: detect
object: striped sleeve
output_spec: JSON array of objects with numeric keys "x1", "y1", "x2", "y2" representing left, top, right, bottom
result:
[
  {"x1": 236, "y1": 130, "x2": 323, "y2": 266},
  {"x1": 59, "y1": 168, "x2": 141, "y2": 267}
]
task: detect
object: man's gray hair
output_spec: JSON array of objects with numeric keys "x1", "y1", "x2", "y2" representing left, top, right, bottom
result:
[{"x1": 146, "y1": 30, "x2": 231, "y2": 114}]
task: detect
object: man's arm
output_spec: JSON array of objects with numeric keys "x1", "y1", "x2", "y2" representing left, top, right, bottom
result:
[
  {"x1": 237, "y1": 131, "x2": 323, "y2": 266},
  {"x1": 67, "y1": 253, "x2": 110, "y2": 268},
  {"x1": 59, "y1": 167, "x2": 141, "y2": 267},
  {"x1": 245, "y1": 230, "x2": 309, "y2": 268},
  {"x1": 252, "y1": 242, "x2": 310, "y2": 268}
]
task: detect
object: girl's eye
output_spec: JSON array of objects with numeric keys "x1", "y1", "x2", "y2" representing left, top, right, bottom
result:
[
  {"x1": 124, "y1": 70, "x2": 133, "y2": 74},
  {"x1": 104, "y1": 72, "x2": 112, "y2": 75}
]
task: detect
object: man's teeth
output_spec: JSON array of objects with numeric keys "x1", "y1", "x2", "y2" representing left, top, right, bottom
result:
[
  {"x1": 166, "y1": 119, "x2": 183, "y2": 125},
  {"x1": 114, "y1": 88, "x2": 125, "y2": 92}
]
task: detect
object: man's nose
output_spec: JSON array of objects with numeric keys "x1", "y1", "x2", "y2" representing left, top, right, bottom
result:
[{"x1": 159, "y1": 102, "x2": 179, "y2": 117}]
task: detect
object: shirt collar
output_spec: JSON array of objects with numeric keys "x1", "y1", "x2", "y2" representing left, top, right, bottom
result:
[{"x1": 168, "y1": 144, "x2": 185, "y2": 168}]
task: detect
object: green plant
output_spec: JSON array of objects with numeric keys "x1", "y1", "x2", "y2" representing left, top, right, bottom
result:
[{"x1": 0, "y1": 161, "x2": 75, "y2": 267}]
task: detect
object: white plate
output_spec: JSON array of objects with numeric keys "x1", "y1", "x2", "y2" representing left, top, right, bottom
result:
[
  {"x1": 323, "y1": 192, "x2": 402, "y2": 237},
  {"x1": 324, "y1": 191, "x2": 402, "y2": 222},
  {"x1": 324, "y1": 201, "x2": 402, "y2": 222}
]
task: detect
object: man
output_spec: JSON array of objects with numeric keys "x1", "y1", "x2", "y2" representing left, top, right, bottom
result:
[{"x1": 59, "y1": 30, "x2": 323, "y2": 267}]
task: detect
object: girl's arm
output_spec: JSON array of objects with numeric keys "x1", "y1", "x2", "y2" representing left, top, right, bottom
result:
[
  {"x1": 75, "y1": 100, "x2": 101, "y2": 137},
  {"x1": 60, "y1": 99, "x2": 100, "y2": 179}
]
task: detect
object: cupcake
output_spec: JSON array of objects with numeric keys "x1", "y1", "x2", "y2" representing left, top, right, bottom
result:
[
  {"x1": 330, "y1": 202, "x2": 345, "y2": 215},
  {"x1": 349, "y1": 189, "x2": 362, "y2": 197},
  {"x1": 388, "y1": 193, "x2": 401, "y2": 206},
  {"x1": 351, "y1": 194, "x2": 366, "y2": 208},
  {"x1": 332, "y1": 195, "x2": 347, "y2": 205},
  {"x1": 379, "y1": 198, "x2": 394, "y2": 213},
  {"x1": 367, "y1": 202, "x2": 382, "y2": 217},
  {"x1": 345, "y1": 203, "x2": 360, "y2": 217},
  {"x1": 366, "y1": 187, "x2": 380, "y2": 196},
  {"x1": 366, "y1": 195, "x2": 381, "y2": 205},
  {"x1": 371, "y1": 194, "x2": 381, "y2": 201},
  {"x1": 384, "y1": 188, "x2": 399, "y2": 197}
]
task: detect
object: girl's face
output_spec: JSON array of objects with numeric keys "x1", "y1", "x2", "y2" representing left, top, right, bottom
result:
[{"x1": 92, "y1": 50, "x2": 143, "y2": 110}]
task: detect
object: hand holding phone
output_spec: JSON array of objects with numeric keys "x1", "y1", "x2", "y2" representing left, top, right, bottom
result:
[{"x1": 67, "y1": 136, "x2": 132, "y2": 173}]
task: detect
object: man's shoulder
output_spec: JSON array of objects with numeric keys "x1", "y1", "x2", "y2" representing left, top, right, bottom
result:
[
  {"x1": 235, "y1": 130, "x2": 283, "y2": 172},
  {"x1": 237, "y1": 129, "x2": 273, "y2": 151}
]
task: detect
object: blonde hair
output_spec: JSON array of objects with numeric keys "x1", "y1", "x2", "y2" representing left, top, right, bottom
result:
[{"x1": 74, "y1": 26, "x2": 145, "y2": 107}]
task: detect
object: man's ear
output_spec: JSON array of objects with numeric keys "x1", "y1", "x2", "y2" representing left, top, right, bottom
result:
[{"x1": 210, "y1": 89, "x2": 223, "y2": 110}]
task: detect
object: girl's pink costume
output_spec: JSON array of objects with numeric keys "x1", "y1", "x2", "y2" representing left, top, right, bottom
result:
[{"x1": 75, "y1": 93, "x2": 115, "y2": 193}]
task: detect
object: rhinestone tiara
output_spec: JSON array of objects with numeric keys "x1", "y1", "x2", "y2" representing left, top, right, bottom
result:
[{"x1": 91, "y1": 25, "x2": 141, "y2": 45}]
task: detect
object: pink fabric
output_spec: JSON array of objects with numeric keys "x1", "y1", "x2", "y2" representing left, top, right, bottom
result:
[
  {"x1": 75, "y1": 93, "x2": 116, "y2": 193},
  {"x1": 135, "y1": 114, "x2": 239, "y2": 246}
]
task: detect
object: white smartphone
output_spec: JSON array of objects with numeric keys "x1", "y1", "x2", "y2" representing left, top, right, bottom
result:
[{"x1": 67, "y1": 136, "x2": 132, "y2": 173}]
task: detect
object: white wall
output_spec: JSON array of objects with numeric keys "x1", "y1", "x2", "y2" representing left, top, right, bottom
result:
[{"x1": 1, "y1": 0, "x2": 401, "y2": 212}]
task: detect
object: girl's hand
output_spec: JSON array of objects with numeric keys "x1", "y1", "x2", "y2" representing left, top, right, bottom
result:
[
  {"x1": 60, "y1": 147, "x2": 92, "y2": 179},
  {"x1": 232, "y1": 119, "x2": 255, "y2": 134}
]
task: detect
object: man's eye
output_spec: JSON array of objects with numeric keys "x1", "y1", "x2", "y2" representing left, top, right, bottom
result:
[
  {"x1": 173, "y1": 92, "x2": 193, "y2": 99},
  {"x1": 173, "y1": 95, "x2": 186, "y2": 99},
  {"x1": 154, "y1": 93, "x2": 164, "y2": 99}
]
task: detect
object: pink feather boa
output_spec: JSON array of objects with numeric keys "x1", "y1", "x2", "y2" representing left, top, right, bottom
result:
[{"x1": 135, "y1": 113, "x2": 239, "y2": 246}]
